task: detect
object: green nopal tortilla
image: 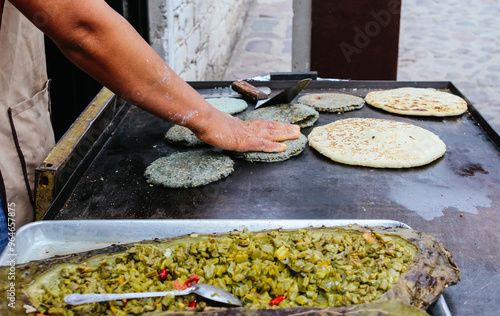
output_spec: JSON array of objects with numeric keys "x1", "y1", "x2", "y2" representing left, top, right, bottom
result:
[
  {"x1": 244, "y1": 104, "x2": 319, "y2": 128},
  {"x1": 145, "y1": 151, "x2": 234, "y2": 188},
  {"x1": 165, "y1": 125, "x2": 206, "y2": 147},
  {"x1": 206, "y1": 97, "x2": 248, "y2": 115},
  {"x1": 230, "y1": 134, "x2": 307, "y2": 162},
  {"x1": 298, "y1": 93, "x2": 365, "y2": 113}
]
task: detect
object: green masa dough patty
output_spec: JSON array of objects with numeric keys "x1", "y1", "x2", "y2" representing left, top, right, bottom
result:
[
  {"x1": 298, "y1": 93, "x2": 365, "y2": 113},
  {"x1": 231, "y1": 134, "x2": 307, "y2": 162},
  {"x1": 244, "y1": 103, "x2": 319, "y2": 128},
  {"x1": 165, "y1": 125, "x2": 205, "y2": 147},
  {"x1": 206, "y1": 97, "x2": 248, "y2": 114},
  {"x1": 145, "y1": 151, "x2": 234, "y2": 188}
]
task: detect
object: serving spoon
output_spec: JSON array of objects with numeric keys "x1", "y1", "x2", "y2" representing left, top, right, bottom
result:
[{"x1": 64, "y1": 283, "x2": 243, "y2": 306}]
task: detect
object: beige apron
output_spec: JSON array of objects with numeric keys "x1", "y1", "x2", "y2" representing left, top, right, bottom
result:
[{"x1": 0, "y1": 1, "x2": 55, "y2": 228}]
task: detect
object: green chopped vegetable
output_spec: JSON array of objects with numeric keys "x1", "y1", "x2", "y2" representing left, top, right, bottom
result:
[{"x1": 30, "y1": 227, "x2": 418, "y2": 314}]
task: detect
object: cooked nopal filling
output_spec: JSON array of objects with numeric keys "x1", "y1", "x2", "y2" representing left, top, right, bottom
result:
[{"x1": 31, "y1": 228, "x2": 417, "y2": 315}]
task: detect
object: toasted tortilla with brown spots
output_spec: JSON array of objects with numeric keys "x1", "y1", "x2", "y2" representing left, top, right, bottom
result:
[
  {"x1": 308, "y1": 118, "x2": 446, "y2": 168},
  {"x1": 365, "y1": 87, "x2": 467, "y2": 116}
]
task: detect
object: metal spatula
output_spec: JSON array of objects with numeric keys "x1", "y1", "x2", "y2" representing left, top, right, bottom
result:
[
  {"x1": 232, "y1": 78, "x2": 312, "y2": 109},
  {"x1": 64, "y1": 283, "x2": 243, "y2": 306},
  {"x1": 254, "y1": 78, "x2": 311, "y2": 109}
]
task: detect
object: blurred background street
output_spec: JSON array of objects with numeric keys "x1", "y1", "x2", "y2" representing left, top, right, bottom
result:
[{"x1": 224, "y1": 0, "x2": 500, "y2": 134}]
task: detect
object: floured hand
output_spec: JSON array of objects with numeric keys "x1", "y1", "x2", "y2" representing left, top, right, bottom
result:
[{"x1": 194, "y1": 112, "x2": 301, "y2": 152}]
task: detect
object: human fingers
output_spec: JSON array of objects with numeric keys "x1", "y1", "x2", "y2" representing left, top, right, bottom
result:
[
  {"x1": 239, "y1": 137, "x2": 288, "y2": 153},
  {"x1": 250, "y1": 119, "x2": 301, "y2": 132},
  {"x1": 246, "y1": 119, "x2": 301, "y2": 141}
]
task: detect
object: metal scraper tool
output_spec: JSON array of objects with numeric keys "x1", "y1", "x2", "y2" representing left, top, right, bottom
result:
[{"x1": 232, "y1": 78, "x2": 312, "y2": 109}]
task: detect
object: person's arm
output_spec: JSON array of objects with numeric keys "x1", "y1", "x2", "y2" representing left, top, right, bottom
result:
[{"x1": 11, "y1": 0, "x2": 299, "y2": 152}]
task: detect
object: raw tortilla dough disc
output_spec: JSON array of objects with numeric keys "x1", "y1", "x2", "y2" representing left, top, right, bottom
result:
[
  {"x1": 365, "y1": 87, "x2": 467, "y2": 116},
  {"x1": 144, "y1": 151, "x2": 234, "y2": 188},
  {"x1": 298, "y1": 93, "x2": 365, "y2": 113},
  {"x1": 231, "y1": 134, "x2": 308, "y2": 162},
  {"x1": 244, "y1": 103, "x2": 319, "y2": 128},
  {"x1": 206, "y1": 97, "x2": 248, "y2": 115},
  {"x1": 165, "y1": 125, "x2": 205, "y2": 147},
  {"x1": 308, "y1": 118, "x2": 446, "y2": 168}
]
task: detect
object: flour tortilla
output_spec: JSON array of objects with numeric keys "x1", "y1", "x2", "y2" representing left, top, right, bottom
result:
[
  {"x1": 308, "y1": 118, "x2": 446, "y2": 168},
  {"x1": 244, "y1": 103, "x2": 319, "y2": 128},
  {"x1": 165, "y1": 125, "x2": 205, "y2": 147},
  {"x1": 144, "y1": 151, "x2": 234, "y2": 188},
  {"x1": 298, "y1": 93, "x2": 365, "y2": 113},
  {"x1": 231, "y1": 134, "x2": 307, "y2": 162},
  {"x1": 206, "y1": 97, "x2": 248, "y2": 114},
  {"x1": 365, "y1": 87, "x2": 467, "y2": 116}
]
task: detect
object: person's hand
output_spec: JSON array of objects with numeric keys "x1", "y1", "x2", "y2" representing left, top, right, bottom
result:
[{"x1": 194, "y1": 112, "x2": 301, "y2": 152}]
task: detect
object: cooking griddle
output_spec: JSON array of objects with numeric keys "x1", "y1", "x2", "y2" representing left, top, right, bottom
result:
[{"x1": 37, "y1": 80, "x2": 500, "y2": 315}]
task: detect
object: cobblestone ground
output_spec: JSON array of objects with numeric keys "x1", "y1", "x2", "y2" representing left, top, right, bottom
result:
[
  {"x1": 224, "y1": 0, "x2": 500, "y2": 133},
  {"x1": 223, "y1": 0, "x2": 293, "y2": 80},
  {"x1": 398, "y1": 0, "x2": 500, "y2": 133}
]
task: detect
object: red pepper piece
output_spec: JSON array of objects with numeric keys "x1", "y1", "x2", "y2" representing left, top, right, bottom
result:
[
  {"x1": 173, "y1": 280, "x2": 187, "y2": 291},
  {"x1": 172, "y1": 273, "x2": 199, "y2": 291},
  {"x1": 37, "y1": 314, "x2": 50, "y2": 316},
  {"x1": 269, "y1": 294, "x2": 285, "y2": 306},
  {"x1": 158, "y1": 268, "x2": 169, "y2": 281},
  {"x1": 184, "y1": 274, "x2": 200, "y2": 288},
  {"x1": 188, "y1": 298, "x2": 197, "y2": 308}
]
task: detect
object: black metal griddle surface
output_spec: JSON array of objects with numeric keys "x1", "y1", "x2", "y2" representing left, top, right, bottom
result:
[{"x1": 53, "y1": 81, "x2": 500, "y2": 315}]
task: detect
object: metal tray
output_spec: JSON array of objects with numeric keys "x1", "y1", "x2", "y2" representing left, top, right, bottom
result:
[{"x1": 0, "y1": 219, "x2": 449, "y2": 316}]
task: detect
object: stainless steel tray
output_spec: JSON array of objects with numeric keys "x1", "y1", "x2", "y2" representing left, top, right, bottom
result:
[{"x1": 0, "y1": 219, "x2": 449, "y2": 315}]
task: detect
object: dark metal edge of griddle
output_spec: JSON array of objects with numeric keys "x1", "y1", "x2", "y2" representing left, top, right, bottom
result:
[
  {"x1": 41, "y1": 93, "x2": 131, "y2": 220},
  {"x1": 447, "y1": 82, "x2": 500, "y2": 145},
  {"x1": 270, "y1": 71, "x2": 319, "y2": 80},
  {"x1": 188, "y1": 79, "x2": 452, "y2": 90}
]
